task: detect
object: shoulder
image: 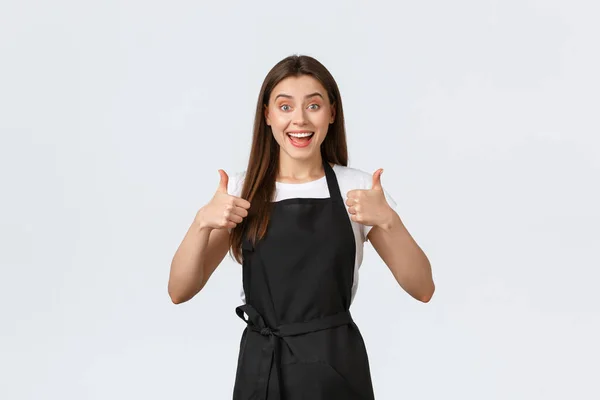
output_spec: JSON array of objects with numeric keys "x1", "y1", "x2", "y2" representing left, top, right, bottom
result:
[
  {"x1": 333, "y1": 163, "x2": 398, "y2": 208},
  {"x1": 227, "y1": 170, "x2": 246, "y2": 197},
  {"x1": 332, "y1": 164, "x2": 372, "y2": 190}
]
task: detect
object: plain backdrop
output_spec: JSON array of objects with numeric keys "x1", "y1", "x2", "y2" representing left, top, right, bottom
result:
[{"x1": 1, "y1": 1, "x2": 599, "y2": 399}]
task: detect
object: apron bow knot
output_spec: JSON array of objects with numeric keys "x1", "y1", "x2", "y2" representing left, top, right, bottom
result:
[
  {"x1": 260, "y1": 327, "x2": 273, "y2": 336},
  {"x1": 235, "y1": 304, "x2": 354, "y2": 399}
]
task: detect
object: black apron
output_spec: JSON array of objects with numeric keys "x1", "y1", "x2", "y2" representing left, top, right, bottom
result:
[{"x1": 232, "y1": 160, "x2": 375, "y2": 400}]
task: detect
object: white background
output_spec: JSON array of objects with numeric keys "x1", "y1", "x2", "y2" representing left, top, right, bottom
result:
[{"x1": 1, "y1": 1, "x2": 599, "y2": 399}]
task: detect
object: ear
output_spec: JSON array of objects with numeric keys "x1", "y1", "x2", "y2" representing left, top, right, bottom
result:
[
  {"x1": 330, "y1": 102, "x2": 336, "y2": 124},
  {"x1": 264, "y1": 104, "x2": 271, "y2": 126}
]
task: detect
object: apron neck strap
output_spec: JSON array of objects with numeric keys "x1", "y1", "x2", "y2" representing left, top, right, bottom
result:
[{"x1": 323, "y1": 160, "x2": 342, "y2": 201}]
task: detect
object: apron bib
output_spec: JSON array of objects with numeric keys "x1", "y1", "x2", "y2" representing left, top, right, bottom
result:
[{"x1": 232, "y1": 160, "x2": 375, "y2": 400}]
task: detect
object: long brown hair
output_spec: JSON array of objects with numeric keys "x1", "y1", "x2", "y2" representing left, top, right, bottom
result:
[{"x1": 230, "y1": 54, "x2": 349, "y2": 263}]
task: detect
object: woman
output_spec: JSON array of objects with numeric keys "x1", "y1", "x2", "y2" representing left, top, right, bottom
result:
[{"x1": 168, "y1": 55, "x2": 434, "y2": 399}]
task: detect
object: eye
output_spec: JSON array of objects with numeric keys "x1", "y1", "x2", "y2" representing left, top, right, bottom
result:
[
  {"x1": 280, "y1": 104, "x2": 291, "y2": 111},
  {"x1": 308, "y1": 104, "x2": 320, "y2": 110}
]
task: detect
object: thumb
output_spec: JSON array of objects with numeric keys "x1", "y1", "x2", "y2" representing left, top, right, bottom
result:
[
  {"x1": 217, "y1": 169, "x2": 229, "y2": 193},
  {"x1": 371, "y1": 168, "x2": 383, "y2": 190}
]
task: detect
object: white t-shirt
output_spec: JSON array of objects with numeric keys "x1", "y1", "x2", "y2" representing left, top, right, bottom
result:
[{"x1": 227, "y1": 164, "x2": 397, "y2": 304}]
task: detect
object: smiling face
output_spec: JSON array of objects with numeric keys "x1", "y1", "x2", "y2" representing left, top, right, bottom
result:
[{"x1": 265, "y1": 75, "x2": 336, "y2": 163}]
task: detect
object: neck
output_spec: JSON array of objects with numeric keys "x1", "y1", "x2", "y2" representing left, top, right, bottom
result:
[{"x1": 277, "y1": 152, "x2": 325, "y2": 183}]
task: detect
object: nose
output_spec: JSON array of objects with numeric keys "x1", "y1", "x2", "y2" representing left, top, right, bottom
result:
[{"x1": 291, "y1": 107, "x2": 308, "y2": 126}]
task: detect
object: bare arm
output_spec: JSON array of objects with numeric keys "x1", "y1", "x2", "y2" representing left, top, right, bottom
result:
[
  {"x1": 368, "y1": 213, "x2": 434, "y2": 303},
  {"x1": 167, "y1": 219, "x2": 231, "y2": 304},
  {"x1": 167, "y1": 170, "x2": 250, "y2": 304},
  {"x1": 346, "y1": 168, "x2": 434, "y2": 303}
]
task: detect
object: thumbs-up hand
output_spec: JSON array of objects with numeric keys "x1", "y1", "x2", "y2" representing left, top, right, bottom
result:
[
  {"x1": 195, "y1": 169, "x2": 252, "y2": 230},
  {"x1": 345, "y1": 169, "x2": 394, "y2": 227}
]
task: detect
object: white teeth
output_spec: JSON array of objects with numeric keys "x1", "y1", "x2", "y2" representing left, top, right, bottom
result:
[{"x1": 288, "y1": 132, "x2": 314, "y2": 138}]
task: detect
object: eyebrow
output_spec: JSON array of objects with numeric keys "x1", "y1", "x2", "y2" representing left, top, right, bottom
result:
[{"x1": 274, "y1": 92, "x2": 324, "y2": 101}]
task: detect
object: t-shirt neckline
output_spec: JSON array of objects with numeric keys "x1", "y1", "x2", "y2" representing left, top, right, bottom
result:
[{"x1": 275, "y1": 164, "x2": 336, "y2": 188}]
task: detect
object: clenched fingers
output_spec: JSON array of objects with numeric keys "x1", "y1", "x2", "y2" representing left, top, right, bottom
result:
[
  {"x1": 223, "y1": 204, "x2": 248, "y2": 223},
  {"x1": 345, "y1": 197, "x2": 358, "y2": 208},
  {"x1": 233, "y1": 197, "x2": 251, "y2": 210}
]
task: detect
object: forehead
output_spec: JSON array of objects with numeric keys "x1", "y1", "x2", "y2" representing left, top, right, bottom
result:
[{"x1": 270, "y1": 75, "x2": 329, "y2": 102}]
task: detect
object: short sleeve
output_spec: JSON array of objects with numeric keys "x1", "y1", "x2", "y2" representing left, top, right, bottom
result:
[
  {"x1": 227, "y1": 171, "x2": 246, "y2": 198},
  {"x1": 362, "y1": 174, "x2": 398, "y2": 241},
  {"x1": 226, "y1": 171, "x2": 246, "y2": 234}
]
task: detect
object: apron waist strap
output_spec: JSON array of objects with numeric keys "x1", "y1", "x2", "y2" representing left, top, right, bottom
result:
[
  {"x1": 236, "y1": 304, "x2": 353, "y2": 337},
  {"x1": 235, "y1": 304, "x2": 353, "y2": 399}
]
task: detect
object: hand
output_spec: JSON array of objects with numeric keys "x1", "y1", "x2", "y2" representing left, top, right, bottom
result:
[
  {"x1": 345, "y1": 168, "x2": 394, "y2": 227},
  {"x1": 195, "y1": 170, "x2": 251, "y2": 230}
]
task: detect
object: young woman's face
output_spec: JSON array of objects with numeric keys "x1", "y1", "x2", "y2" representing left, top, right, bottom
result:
[{"x1": 265, "y1": 75, "x2": 335, "y2": 162}]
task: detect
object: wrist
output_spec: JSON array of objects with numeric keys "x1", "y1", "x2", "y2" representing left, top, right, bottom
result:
[
  {"x1": 193, "y1": 208, "x2": 213, "y2": 233},
  {"x1": 377, "y1": 208, "x2": 400, "y2": 231}
]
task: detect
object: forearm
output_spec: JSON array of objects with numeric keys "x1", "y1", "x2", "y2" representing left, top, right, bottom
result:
[
  {"x1": 168, "y1": 220, "x2": 212, "y2": 304},
  {"x1": 370, "y1": 212, "x2": 434, "y2": 302}
]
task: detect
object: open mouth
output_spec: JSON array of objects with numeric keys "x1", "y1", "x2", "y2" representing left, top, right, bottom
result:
[{"x1": 286, "y1": 131, "x2": 314, "y2": 148}]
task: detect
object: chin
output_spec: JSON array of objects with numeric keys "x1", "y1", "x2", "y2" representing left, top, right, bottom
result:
[{"x1": 282, "y1": 149, "x2": 318, "y2": 161}]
